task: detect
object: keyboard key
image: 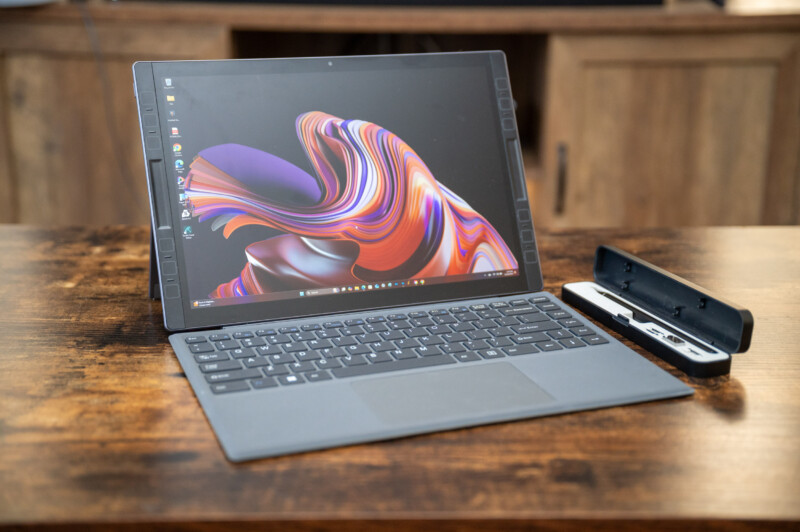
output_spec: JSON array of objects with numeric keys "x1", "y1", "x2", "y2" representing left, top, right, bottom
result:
[
  {"x1": 200, "y1": 360, "x2": 242, "y2": 373},
  {"x1": 316, "y1": 330, "x2": 340, "y2": 339},
  {"x1": 479, "y1": 349, "x2": 505, "y2": 359},
  {"x1": 345, "y1": 344, "x2": 370, "y2": 356},
  {"x1": 474, "y1": 319, "x2": 497, "y2": 329},
  {"x1": 584, "y1": 335, "x2": 610, "y2": 345},
  {"x1": 495, "y1": 316, "x2": 519, "y2": 327},
  {"x1": 263, "y1": 364, "x2": 291, "y2": 377},
  {"x1": 342, "y1": 326, "x2": 364, "y2": 336},
  {"x1": 440, "y1": 344, "x2": 466, "y2": 355},
  {"x1": 315, "y1": 358, "x2": 342, "y2": 370},
  {"x1": 241, "y1": 337, "x2": 266, "y2": 348},
  {"x1": 253, "y1": 345, "x2": 280, "y2": 357},
  {"x1": 342, "y1": 354, "x2": 368, "y2": 367},
  {"x1": 388, "y1": 321, "x2": 411, "y2": 330},
  {"x1": 560, "y1": 338, "x2": 586, "y2": 349},
  {"x1": 370, "y1": 341, "x2": 395, "y2": 352},
  {"x1": 279, "y1": 326, "x2": 299, "y2": 334},
  {"x1": 501, "y1": 306, "x2": 537, "y2": 317},
  {"x1": 477, "y1": 309, "x2": 502, "y2": 319},
  {"x1": 469, "y1": 304, "x2": 489, "y2": 311},
  {"x1": 512, "y1": 333, "x2": 550, "y2": 344},
  {"x1": 184, "y1": 336, "x2": 207, "y2": 344},
  {"x1": 189, "y1": 343, "x2": 214, "y2": 354},
  {"x1": 278, "y1": 374, "x2": 305, "y2": 386},
  {"x1": 428, "y1": 309, "x2": 447, "y2": 316},
  {"x1": 504, "y1": 345, "x2": 539, "y2": 356},
  {"x1": 306, "y1": 339, "x2": 333, "y2": 350},
  {"x1": 210, "y1": 381, "x2": 250, "y2": 394},
  {"x1": 205, "y1": 369, "x2": 262, "y2": 383},
  {"x1": 209, "y1": 334, "x2": 231, "y2": 342},
  {"x1": 451, "y1": 322, "x2": 474, "y2": 332},
  {"x1": 514, "y1": 321, "x2": 560, "y2": 333},
  {"x1": 289, "y1": 361, "x2": 317, "y2": 373},
  {"x1": 283, "y1": 342, "x2": 307, "y2": 353},
  {"x1": 194, "y1": 352, "x2": 229, "y2": 363},
  {"x1": 536, "y1": 341, "x2": 563, "y2": 352},
  {"x1": 510, "y1": 299, "x2": 528, "y2": 306},
  {"x1": 416, "y1": 345, "x2": 442, "y2": 357},
  {"x1": 406, "y1": 327, "x2": 428, "y2": 338},
  {"x1": 269, "y1": 353, "x2": 295, "y2": 365},
  {"x1": 388, "y1": 313, "x2": 408, "y2": 321},
  {"x1": 487, "y1": 337, "x2": 514, "y2": 348},
  {"x1": 408, "y1": 311, "x2": 428, "y2": 319},
  {"x1": 488, "y1": 327, "x2": 513, "y2": 337},
  {"x1": 518, "y1": 313, "x2": 550, "y2": 324},
  {"x1": 324, "y1": 321, "x2": 344, "y2": 329},
  {"x1": 268, "y1": 334, "x2": 292, "y2": 344},
  {"x1": 357, "y1": 333, "x2": 381, "y2": 344},
  {"x1": 433, "y1": 315, "x2": 457, "y2": 325},
  {"x1": 243, "y1": 357, "x2": 269, "y2": 368},
  {"x1": 256, "y1": 329, "x2": 277, "y2": 336},
  {"x1": 450, "y1": 306, "x2": 468, "y2": 314},
  {"x1": 366, "y1": 316, "x2": 386, "y2": 323},
  {"x1": 345, "y1": 318, "x2": 366, "y2": 326},
  {"x1": 442, "y1": 332, "x2": 468, "y2": 343},
  {"x1": 392, "y1": 348, "x2": 419, "y2": 360},
  {"x1": 395, "y1": 338, "x2": 421, "y2": 349},
  {"x1": 463, "y1": 340, "x2": 489, "y2": 350},
  {"x1": 410, "y1": 317, "x2": 434, "y2": 327},
  {"x1": 489, "y1": 301, "x2": 509, "y2": 308},
  {"x1": 380, "y1": 330, "x2": 405, "y2": 341},
  {"x1": 296, "y1": 351, "x2": 323, "y2": 362},
  {"x1": 529, "y1": 296, "x2": 549, "y2": 304},
  {"x1": 457, "y1": 312, "x2": 480, "y2": 322},
  {"x1": 547, "y1": 311, "x2": 571, "y2": 320},
  {"x1": 321, "y1": 347, "x2": 347, "y2": 358},
  {"x1": 291, "y1": 332, "x2": 316, "y2": 342},
  {"x1": 570, "y1": 327, "x2": 596, "y2": 337},
  {"x1": 233, "y1": 331, "x2": 254, "y2": 339},
  {"x1": 547, "y1": 330, "x2": 573, "y2": 340},
  {"x1": 364, "y1": 323, "x2": 388, "y2": 333},
  {"x1": 466, "y1": 330, "x2": 490, "y2": 341},
  {"x1": 301, "y1": 323, "x2": 322, "y2": 331},
  {"x1": 306, "y1": 371, "x2": 333, "y2": 383},
  {"x1": 536, "y1": 303, "x2": 560, "y2": 312},
  {"x1": 332, "y1": 353, "x2": 456, "y2": 378},
  {"x1": 559, "y1": 319, "x2": 583, "y2": 328},
  {"x1": 454, "y1": 352, "x2": 482, "y2": 362},
  {"x1": 366, "y1": 352, "x2": 393, "y2": 363},
  {"x1": 251, "y1": 377, "x2": 279, "y2": 389},
  {"x1": 332, "y1": 336, "x2": 357, "y2": 347},
  {"x1": 418, "y1": 336, "x2": 444, "y2": 346}
]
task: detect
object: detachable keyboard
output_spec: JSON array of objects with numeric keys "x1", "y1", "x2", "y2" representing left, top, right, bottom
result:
[{"x1": 181, "y1": 294, "x2": 608, "y2": 394}]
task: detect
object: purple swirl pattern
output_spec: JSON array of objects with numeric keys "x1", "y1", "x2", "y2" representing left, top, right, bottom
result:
[{"x1": 184, "y1": 111, "x2": 518, "y2": 298}]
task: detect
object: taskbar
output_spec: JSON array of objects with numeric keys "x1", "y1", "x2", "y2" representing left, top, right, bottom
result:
[{"x1": 191, "y1": 269, "x2": 519, "y2": 309}]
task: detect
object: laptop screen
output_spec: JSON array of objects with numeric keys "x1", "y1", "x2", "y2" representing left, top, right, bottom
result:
[{"x1": 140, "y1": 53, "x2": 541, "y2": 330}]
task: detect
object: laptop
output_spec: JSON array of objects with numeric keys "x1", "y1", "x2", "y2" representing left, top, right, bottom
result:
[{"x1": 133, "y1": 51, "x2": 692, "y2": 462}]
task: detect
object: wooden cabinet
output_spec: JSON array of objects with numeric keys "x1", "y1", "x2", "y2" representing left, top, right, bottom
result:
[
  {"x1": 537, "y1": 32, "x2": 800, "y2": 227},
  {"x1": 0, "y1": 20, "x2": 230, "y2": 225},
  {"x1": 1, "y1": 3, "x2": 799, "y2": 227}
]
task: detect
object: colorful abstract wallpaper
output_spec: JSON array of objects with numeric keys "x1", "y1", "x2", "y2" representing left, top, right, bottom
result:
[{"x1": 184, "y1": 111, "x2": 518, "y2": 299}]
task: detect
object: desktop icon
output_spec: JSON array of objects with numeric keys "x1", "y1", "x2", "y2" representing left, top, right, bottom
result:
[
  {"x1": 173, "y1": 143, "x2": 182, "y2": 152},
  {"x1": 182, "y1": 209, "x2": 191, "y2": 219},
  {"x1": 299, "y1": 291, "x2": 305, "y2": 297},
  {"x1": 183, "y1": 226, "x2": 192, "y2": 235},
  {"x1": 165, "y1": 78, "x2": 172, "y2": 86},
  {"x1": 177, "y1": 176, "x2": 186, "y2": 187},
  {"x1": 175, "y1": 159, "x2": 184, "y2": 169},
  {"x1": 171, "y1": 127, "x2": 179, "y2": 135},
  {"x1": 169, "y1": 110, "x2": 176, "y2": 118},
  {"x1": 166, "y1": 95, "x2": 175, "y2": 102}
]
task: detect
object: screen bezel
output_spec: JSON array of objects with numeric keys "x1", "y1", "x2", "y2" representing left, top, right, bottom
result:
[{"x1": 141, "y1": 52, "x2": 543, "y2": 331}]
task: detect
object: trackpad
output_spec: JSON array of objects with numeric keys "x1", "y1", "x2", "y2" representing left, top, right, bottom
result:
[{"x1": 351, "y1": 362, "x2": 554, "y2": 426}]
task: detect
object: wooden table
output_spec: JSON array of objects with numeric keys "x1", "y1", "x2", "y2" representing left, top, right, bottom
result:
[{"x1": 0, "y1": 225, "x2": 798, "y2": 530}]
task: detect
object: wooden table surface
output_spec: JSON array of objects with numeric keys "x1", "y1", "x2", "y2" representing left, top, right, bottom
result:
[{"x1": 0, "y1": 225, "x2": 798, "y2": 530}]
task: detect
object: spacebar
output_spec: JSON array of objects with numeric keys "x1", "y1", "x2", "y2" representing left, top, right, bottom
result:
[{"x1": 332, "y1": 354, "x2": 456, "y2": 378}]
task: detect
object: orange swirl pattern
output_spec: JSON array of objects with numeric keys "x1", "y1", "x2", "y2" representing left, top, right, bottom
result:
[{"x1": 185, "y1": 111, "x2": 518, "y2": 298}]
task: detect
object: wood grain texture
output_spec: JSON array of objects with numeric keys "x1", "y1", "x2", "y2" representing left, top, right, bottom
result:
[
  {"x1": 2, "y1": 1, "x2": 800, "y2": 34},
  {"x1": 0, "y1": 23, "x2": 231, "y2": 226},
  {"x1": 0, "y1": 225, "x2": 798, "y2": 530},
  {"x1": 539, "y1": 32, "x2": 800, "y2": 227}
]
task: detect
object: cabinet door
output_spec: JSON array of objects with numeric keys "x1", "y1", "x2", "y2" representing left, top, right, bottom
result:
[
  {"x1": 0, "y1": 22, "x2": 231, "y2": 225},
  {"x1": 539, "y1": 33, "x2": 800, "y2": 227}
]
